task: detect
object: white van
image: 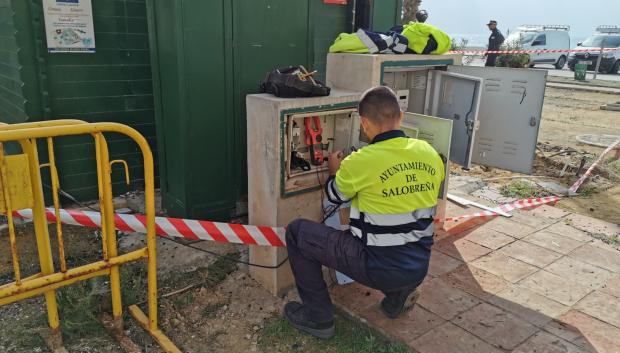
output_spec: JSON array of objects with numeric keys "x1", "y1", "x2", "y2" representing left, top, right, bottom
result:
[{"x1": 506, "y1": 25, "x2": 571, "y2": 69}]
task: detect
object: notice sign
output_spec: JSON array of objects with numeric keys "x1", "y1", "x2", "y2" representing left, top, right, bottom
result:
[{"x1": 43, "y1": 0, "x2": 95, "y2": 53}]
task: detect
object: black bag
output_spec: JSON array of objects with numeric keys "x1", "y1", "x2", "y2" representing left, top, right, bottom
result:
[{"x1": 260, "y1": 66, "x2": 331, "y2": 98}]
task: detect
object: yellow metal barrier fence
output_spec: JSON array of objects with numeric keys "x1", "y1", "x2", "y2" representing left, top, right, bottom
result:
[{"x1": 0, "y1": 120, "x2": 181, "y2": 352}]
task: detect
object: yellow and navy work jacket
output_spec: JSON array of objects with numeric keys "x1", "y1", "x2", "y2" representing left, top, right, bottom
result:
[{"x1": 325, "y1": 130, "x2": 444, "y2": 279}]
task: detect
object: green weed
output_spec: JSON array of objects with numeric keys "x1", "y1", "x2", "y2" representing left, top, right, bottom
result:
[
  {"x1": 500, "y1": 181, "x2": 550, "y2": 199},
  {"x1": 259, "y1": 315, "x2": 410, "y2": 353}
]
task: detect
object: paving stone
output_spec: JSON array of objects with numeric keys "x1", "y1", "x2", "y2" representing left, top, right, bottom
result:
[
  {"x1": 520, "y1": 270, "x2": 592, "y2": 306},
  {"x1": 545, "y1": 256, "x2": 615, "y2": 289},
  {"x1": 545, "y1": 310, "x2": 620, "y2": 353},
  {"x1": 471, "y1": 186, "x2": 517, "y2": 203},
  {"x1": 528, "y1": 204, "x2": 572, "y2": 220},
  {"x1": 512, "y1": 210, "x2": 558, "y2": 230},
  {"x1": 565, "y1": 213, "x2": 620, "y2": 238},
  {"x1": 442, "y1": 264, "x2": 509, "y2": 300},
  {"x1": 463, "y1": 227, "x2": 516, "y2": 250},
  {"x1": 489, "y1": 285, "x2": 570, "y2": 327},
  {"x1": 428, "y1": 250, "x2": 463, "y2": 278},
  {"x1": 452, "y1": 302, "x2": 540, "y2": 350},
  {"x1": 411, "y1": 321, "x2": 504, "y2": 353},
  {"x1": 574, "y1": 291, "x2": 620, "y2": 328},
  {"x1": 569, "y1": 244, "x2": 620, "y2": 273},
  {"x1": 330, "y1": 282, "x2": 383, "y2": 314},
  {"x1": 359, "y1": 304, "x2": 445, "y2": 343},
  {"x1": 499, "y1": 240, "x2": 563, "y2": 267},
  {"x1": 416, "y1": 278, "x2": 481, "y2": 320},
  {"x1": 434, "y1": 237, "x2": 492, "y2": 262},
  {"x1": 513, "y1": 331, "x2": 591, "y2": 353},
  {"x1": 546, "y1": 222, "x2": 592, "y2": 243},
  {"x1": 524, "y1": 231, "x2": 584, "y2": 254},
  {"x1": 472, "y1": 252, "x2": 539, "y2": 283},
  {"x1": 600, "y1": 275, "x2": 620, "y2": 298},
  {"x1": 487, "y1": 217, "x2": 537, "y2": 238}
]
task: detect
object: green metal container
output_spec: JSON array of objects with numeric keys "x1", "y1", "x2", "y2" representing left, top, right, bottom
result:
[
  {"x1": 574, "y1": 62, "x2": 587, "y2": 81},
  {"x1": 146, "y1": 0, "x2": 402, "y2": 221},
  {"x1": 0, "y1": 0, "x2": 157, "y2": 202}
]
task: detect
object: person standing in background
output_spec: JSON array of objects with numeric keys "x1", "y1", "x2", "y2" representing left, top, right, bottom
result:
[{"x1": 485, "y1": 20, "x2": 504, "y2": 66}]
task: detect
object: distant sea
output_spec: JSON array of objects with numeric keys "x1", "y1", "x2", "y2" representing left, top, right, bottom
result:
[{"x1": 450, "y1": 33, "x2": 587, "y2": 49}]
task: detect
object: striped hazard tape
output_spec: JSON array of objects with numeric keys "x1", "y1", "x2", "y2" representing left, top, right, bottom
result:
[
  {"x1": 449, "y1": 47, "x2": 620, "y2": 55},
  {"x1": 11, "y1": 195, "x2": 559, "y2": 247},
  {"x1": 13, "y1": 208, "x2": 286, "y2": 247},
  {"x1": 9, "y1": 136, "x2": 616, "y2": 246}
]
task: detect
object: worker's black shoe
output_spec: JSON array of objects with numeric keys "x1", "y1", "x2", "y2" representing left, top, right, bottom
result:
[
  {"x1": 380, "y1": 286, "x2": 420, "y2": 319},
  {"x1": 283, "y1": 301, "x2": 335, "y2": 339}
]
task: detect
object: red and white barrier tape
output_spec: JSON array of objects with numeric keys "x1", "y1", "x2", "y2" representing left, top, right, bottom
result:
[
  {"x1": 449, "y1": 47, "x2": 620, "y2": 55},
  {"x1": 13, "y1": 208, "x2": 286, "y2": 247},
  {"x1": 11, "y1": 195, "x2": 557, "y2": 247},
  {"x1": 569, "y1": 137, "x2": 620, "y2": 194},
  {"x1": 442, "y1": 196, "x2": 561, "y2": 223},
  {"x1": 9, "y1": 138, "x2": 616, "y2": 246}
]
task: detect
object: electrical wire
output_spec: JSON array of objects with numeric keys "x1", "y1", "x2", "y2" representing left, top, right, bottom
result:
[{"x1": 159, "y1": 236, "x2": 290, "y2": 269}]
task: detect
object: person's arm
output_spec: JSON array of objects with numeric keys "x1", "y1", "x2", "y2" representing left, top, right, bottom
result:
[{"x1": 325, "y1": 151, "x2": 357, "y2": 204}]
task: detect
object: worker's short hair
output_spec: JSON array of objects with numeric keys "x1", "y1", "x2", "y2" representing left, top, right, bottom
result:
[{"x1": 358, "y1": 86, "x2": 401, "y2": 125}]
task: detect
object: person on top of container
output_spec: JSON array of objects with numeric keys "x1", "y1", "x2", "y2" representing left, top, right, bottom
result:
[
  {"x1": 282, "y1": 86, "x2": 445, "y2": 339},
  {"x1": 486, "y1": 20, "x2": 505, "y2": 66},
  {"x1": 415, "y1": 9, "x2": 428, "y2": 23}
]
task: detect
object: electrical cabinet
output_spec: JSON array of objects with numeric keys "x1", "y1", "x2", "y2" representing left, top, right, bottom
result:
[
  {"x1": 246, "y1": 90, "x2": 360, "y2": 295},
  {"x1": 326, "y1": 53, "x2": 547, "y2": 173}
]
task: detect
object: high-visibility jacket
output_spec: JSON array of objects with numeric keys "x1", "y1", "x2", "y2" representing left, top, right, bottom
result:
[
  {"x1": 326, "y1": 130, "x2": 444, "y2": 280},
  {"x1": 401, "y1": 22, "x2": 452, "y2": 54},
  {"x1": 326, "y1": 130, "x2": 444, "y2": 247}
]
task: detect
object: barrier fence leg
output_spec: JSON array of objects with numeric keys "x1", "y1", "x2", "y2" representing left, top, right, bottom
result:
[
  {"x1": 23, "y1": 139, "x2": 63, "y2": 345},
  {"x1": 95, "y1": 134, "x2": 124, "y2": 331}
]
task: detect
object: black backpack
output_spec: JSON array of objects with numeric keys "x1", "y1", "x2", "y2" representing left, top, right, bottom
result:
[{"x1": 260, "y1": 66, "x2": 331, "y2": 98}]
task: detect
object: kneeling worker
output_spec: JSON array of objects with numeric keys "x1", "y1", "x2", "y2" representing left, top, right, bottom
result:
[{"x1": 284, "y1": 86, "x2": 445, "y2": 339}]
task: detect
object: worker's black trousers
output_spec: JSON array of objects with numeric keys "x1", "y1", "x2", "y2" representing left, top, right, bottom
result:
[
  {"x1": 285, "y1": 219, "x2": 421, "y2": 323},
  {"x1": 485, "y1": 54, "x2": 498, "y2": 67}
]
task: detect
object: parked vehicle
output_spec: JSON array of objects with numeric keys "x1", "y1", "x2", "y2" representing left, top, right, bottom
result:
[
  {"x1": 506, "y1": 25, "x2": 571, "y2": 69},
  {"x1": 568, "y1": 26, "x2": 620, "y2": 74}
]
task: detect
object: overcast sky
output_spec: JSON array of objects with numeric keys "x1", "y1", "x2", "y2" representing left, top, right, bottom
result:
[{"x1": 422, "y1": 0, "x2": 619, "y2": 42}]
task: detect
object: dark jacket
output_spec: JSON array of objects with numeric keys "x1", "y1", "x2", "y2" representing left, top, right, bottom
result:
[{"x1": 488, "y1": 29, "x2": 505, "y2": 51}]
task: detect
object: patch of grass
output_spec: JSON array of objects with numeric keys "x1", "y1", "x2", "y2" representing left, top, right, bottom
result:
[
  {"x1": 172, "y1": 291, "x2": 195, "y2": 310},
  {"x1": 576, "y1": 184, "x2": 597, "y2": 197},
  {"x1": 259, "y1": 315, "x2": 410, "y2": 353},
  {"x1": 606, "y1": 158, "x2": 620, "y2": 175},
  {"x1": 590, "y1": 232, "x2": 620, "y2": 246},
  {"x1": 500, "y1": 180, "x2": 550, "y2": 199},
  {"x1": 203, "y1": 252, "x2": 240, "y2": 288},
  {"x1": 202, "y1": 302, "x2": 227, "y2": 319},
  {"x1": 56, "y1": 279, "x2": 106, "y2": 339}
]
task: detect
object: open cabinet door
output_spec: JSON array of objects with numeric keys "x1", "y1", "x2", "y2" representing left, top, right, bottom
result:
[
  {"x1": 425, "y1": 71, "x2": 482, "y2": 169},
  {"x1": 446, "y1": 66, "x2": 547, "y2": 174}
]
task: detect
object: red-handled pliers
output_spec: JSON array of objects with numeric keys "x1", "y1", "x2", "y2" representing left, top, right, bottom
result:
[{"x1": 304, "y1": 116, "x2": 323, "y2": 166}]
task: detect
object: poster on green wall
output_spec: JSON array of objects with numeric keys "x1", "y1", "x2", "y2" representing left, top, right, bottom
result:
[{"x1": 42, "y1": 0, "x2": 96, "y2": 53}]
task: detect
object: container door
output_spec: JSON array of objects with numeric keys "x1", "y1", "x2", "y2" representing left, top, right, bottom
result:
[
  {"x1": 447, "y1": 66, "x2": 546, "y2": 174},
  {"x1": 425, "y1": 71, "x2": 482, "y2": 168}
]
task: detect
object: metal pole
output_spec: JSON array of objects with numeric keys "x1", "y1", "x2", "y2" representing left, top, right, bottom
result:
[{"x1": 593, "y1": 46, "x2": 603, "y2": 80}]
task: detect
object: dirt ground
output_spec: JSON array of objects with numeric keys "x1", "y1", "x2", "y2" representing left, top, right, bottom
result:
[{"x1": 0, "y1": 85, "x2": 618, "y2": 353}]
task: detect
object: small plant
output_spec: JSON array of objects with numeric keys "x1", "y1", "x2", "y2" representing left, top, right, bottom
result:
[
  {"x1": 500, "y1": 180, "x2": 550, "y2": 199},
  {"x1": 450, "y1": 38, "x2": 469, "y2": 51},
  {"x1": 496, "y1": 36, "x2": 530, "y2": 68}
]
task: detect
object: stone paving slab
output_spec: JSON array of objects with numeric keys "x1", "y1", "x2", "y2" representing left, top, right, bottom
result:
[
  {"x1": 513, "y1": 331, "x2": 591, "y2": 353},
  {"x1": 519, "y1": 270, "x2": 593, "y2": 306},
  {"x1": 463, "y1": 227, "x2": 516, "y2": 250},
  {"x1": 544, "y1": 310, "x2": 620, "y2": 353},
  {"x1": 523, "y1": 230, "x2": 584, "y2": 254},
  {"x1": 499, "y1": 240, "x2": 564, "y2": 267},
  {"x1": 452, "y1": 302, "x2": 539, "y2": 350},
  {"x1": 489, "y1": 285, "x2": 569, "y2": 327},
  {"x1": 545, "y1": 256, "x2": 615, "y2": 289},
  {"x1": 574, "y1": 290, "x2": 620, "y2": 328},
  {"x1": 472, "y1": 252, "x2": 539, "y2": 283},
  {"x1": 569, "y1": 244, "x2": 620, "y2": 273},
  {"x1": 329, "y1": 204, "x2": 620, "y2": 353},
  {"x1": 411, "y1": 322, "x2": 505, "y2": 353}
]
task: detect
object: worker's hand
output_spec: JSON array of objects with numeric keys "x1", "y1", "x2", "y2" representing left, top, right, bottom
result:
[{"x1": 328, "y1": 150, "x2": 344, "y2": 175}]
